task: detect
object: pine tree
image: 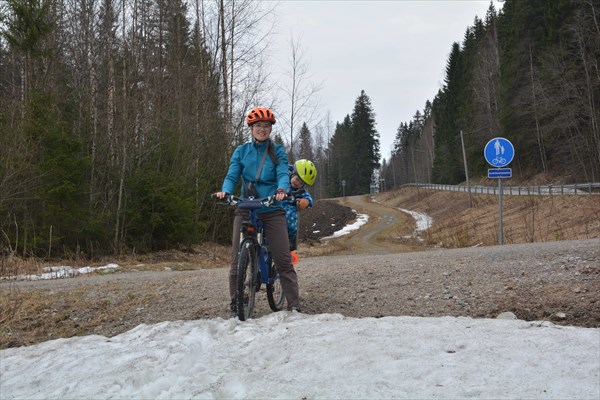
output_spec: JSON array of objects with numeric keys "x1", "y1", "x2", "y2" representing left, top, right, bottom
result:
[
  {"x1": 432, "y1": 42, "x2": 464, "y2": 184},
  {"x1": 326, "y1": 116, "x2": 351, "y2": 197},
  {"x1": 297, "y1": 122, "x2": 314, "y2": 161},
  {"x1": 348, "y1": 90, "x2": 380, "y2": 195}
]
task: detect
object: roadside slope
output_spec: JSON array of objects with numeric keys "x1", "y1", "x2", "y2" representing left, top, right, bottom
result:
[{"x1": 373, "y1": 187, "x2": 600, "y2": 247}]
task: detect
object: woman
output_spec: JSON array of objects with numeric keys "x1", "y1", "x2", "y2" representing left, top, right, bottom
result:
[{"x1": 215, "y1": 107, "x2": 300, "y2": 316}]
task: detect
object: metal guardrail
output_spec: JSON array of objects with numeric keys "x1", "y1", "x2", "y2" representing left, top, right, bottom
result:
[{"x1": 399, "y1": 182, "x2": 600, "y2": 196}]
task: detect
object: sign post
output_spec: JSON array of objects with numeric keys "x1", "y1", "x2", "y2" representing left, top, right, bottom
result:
[{"x1": 484, "y1": 137, "x2": 515, "y2": 245}]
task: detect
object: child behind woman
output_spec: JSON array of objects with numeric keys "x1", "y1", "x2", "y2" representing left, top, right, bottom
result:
[{"x1": 283, "y1": 159, "x2": 316, "y2": 251}]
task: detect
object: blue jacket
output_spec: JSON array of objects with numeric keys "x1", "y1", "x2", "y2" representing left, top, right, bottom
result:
[
  {"x1": 221, "y1": 140, "x2": 289, "y2": 212},
  {"x1": 283, "y1": 164, "x2": 314, "y2": 237}
]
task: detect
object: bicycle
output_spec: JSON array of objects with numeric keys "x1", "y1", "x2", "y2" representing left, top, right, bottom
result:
[
  {"x1": 214, "y1": 192, "x2": 301, "y2": 321},
  {"x1": 492, "y1": 156, "x2": 507, "y2": 165}
]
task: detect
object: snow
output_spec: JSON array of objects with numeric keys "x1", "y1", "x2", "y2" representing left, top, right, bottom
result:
[
  {"x1": 371, "y1": 197, "x2": 433, "y2": 240},
  {"x1": 1, "y1": 313, "x2": 598, "y2": 399},
  {"x1": 397, "y1": 207, "x2": 433, "y2": 233},
  {"x1": 321, "y1": 211, "x2": 369, "y2": 240},
  {"x1": 1, "y1": 208, "x2": 599, "y2": 399},
  {"x1": 2, "y1": 264, "x2": 120, "y2": 281}
]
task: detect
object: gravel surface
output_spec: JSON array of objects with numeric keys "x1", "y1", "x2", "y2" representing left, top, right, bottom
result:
[{"x1": 2, "y1": 239, "x2": 598, "y2": 349}]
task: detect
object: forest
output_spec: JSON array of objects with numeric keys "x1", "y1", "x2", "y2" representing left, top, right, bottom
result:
[
  {"x1": 380, "y1": 0, "x2": 600, "y2": 188},
  {"x1": 0, "y1": 0, "x2": 598, "y2": 259}
]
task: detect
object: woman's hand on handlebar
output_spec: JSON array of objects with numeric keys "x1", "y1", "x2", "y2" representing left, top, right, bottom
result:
[
  {"x1": 214, "y1": 192, "x2": 228, "y2": 200},
  {"x1": 274, "y1": 189, "x2": 287, "y2": 201}
]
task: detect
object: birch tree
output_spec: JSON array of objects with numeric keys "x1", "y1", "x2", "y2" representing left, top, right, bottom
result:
[{"x1": 278, "y1": 33, "x2": 322, "y2": 156}]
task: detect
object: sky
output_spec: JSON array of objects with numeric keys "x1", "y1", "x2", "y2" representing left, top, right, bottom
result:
[
  {"x1": 2, "y1": 207, "x2": 599, "y2": 399},
  {"x1": 270, "y1": 0, "x2": 503, "y2": 160}
]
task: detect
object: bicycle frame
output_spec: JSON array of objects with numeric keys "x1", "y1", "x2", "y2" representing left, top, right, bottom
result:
[
  {"x1": 215, "y1": 194, "x2": 287, "y2": 320},
  {"x1": 237, "y1": 198, "x2": 275, "y2": 287}
]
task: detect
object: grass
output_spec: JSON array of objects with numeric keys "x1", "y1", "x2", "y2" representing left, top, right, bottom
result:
[
  {"x1": 378, "y1": 188, "x2": 600, "y2": 248},
  {"x1": 1, "y1": 187, "x2": 598, "y2": 349},
  {"x1": 1, "y1": 189, "x2": 598, "y2": 276}
]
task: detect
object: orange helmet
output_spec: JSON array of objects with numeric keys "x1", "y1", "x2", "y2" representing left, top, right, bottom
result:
[{"x1": 246, "y1": 107, "x2": 276, "y2": 126}]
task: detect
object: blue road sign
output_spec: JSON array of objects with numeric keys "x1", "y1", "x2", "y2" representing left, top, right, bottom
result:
[
  {"x1": 484, "y1": 137, "x2": 515, "y2": 167},
  {"x1": 488, "y1": 168, "x2": 512, "y2": 179}
]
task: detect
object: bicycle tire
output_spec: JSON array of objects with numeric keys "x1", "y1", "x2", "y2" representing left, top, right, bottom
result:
[
  {"x1": 267, "y1": 260, "x2": 285, "y2": 311},
  {"x1": 236, "y1": 238, "x2": 258, "y2": 321}
]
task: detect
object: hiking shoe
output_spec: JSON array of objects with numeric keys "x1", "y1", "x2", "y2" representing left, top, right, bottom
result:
[{"x1": 290, "y1": 307, "x2": 301, "y2": 313}]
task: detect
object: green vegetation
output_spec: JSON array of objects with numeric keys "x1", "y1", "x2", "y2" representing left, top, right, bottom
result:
[
  {"x1": 381, "y1": 0, "x2": 599, "y2": 186},
  {"x1": 1, "y1": 0, "x2": 597, "y2": 259}
]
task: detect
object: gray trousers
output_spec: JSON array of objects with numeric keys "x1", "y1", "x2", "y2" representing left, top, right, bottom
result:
[{"x1": 229, "y1": 208, "x2": 300, "y2": 310}]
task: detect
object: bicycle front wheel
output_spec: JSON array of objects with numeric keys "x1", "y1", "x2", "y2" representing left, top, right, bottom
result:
[
  {"x1": 236, "y1": 239, "x2": 258, "y2": 321},
  {"x1": 267, "y1": 260, "x2": 285, "y2": 311}
]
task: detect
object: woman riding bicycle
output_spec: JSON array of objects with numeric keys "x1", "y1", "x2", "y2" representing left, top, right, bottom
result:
[{"x1": 214, "y1": 107, "x2": 301, "y2": 316}]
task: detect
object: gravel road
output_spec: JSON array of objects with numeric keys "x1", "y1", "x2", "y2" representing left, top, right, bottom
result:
[{"x1": 2, "y1": 238, "x2": 598, "y2": 349}]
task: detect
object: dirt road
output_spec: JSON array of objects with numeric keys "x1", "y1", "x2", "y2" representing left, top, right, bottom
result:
[
  {"x1": 2, "y1": 193, "x2": 598, "y2": 349},
  {"x1": 334, "y1": 195, "x2": 428, "y2": 254}
]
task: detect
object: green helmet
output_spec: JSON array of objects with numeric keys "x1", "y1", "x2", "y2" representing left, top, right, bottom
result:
[{"x1": 293, "y1": 159, "x2": 317, "y2": 186}]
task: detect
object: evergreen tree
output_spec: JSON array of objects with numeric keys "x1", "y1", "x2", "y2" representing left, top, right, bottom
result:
[
  {"x1": 297, "y1": 122, "x2": 314, "y2": 161},
  {"x1": 26, "y1": 92, "x2": 90, "y2": 256},
  {"x1": 432, "y1": 42, "x2": 464, "y2": 184},
  {"x1": 385, "y1": 0, "x2": 598, "y2": 185},
  {"x1": 348, "y1": 90, "x2": 380, "y2": 195},
  {"x1": 326, "y1": 116, "x2": 351, "y2": 197}
]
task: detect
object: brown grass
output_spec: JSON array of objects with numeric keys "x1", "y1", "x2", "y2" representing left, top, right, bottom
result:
[
  {"x1": 2, "y1": 190, "x2": 598, "y2": 276},
  {"x1": 1, "y1": 242, "x2": 232, "y2": 279},
  {"x1": 1, "y1": 188, "x2": 598, "y2": 348},
  {"x1": 376, "y1": 188, "x2": 600, "y2": 248}
]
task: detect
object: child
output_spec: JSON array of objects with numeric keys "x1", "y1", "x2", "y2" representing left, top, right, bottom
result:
[{"x1": 283, "y1": 159, "x2": 317, "y2": 252}]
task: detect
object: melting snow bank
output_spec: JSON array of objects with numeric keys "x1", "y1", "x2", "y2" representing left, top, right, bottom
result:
[
  {"x1": 321, "y1": 210, "x2": 369, "y2": 240},
  {"x1": 371, "y1": 197, "x2": 433, "y2": 239},
  {"x1": 1, "y1": 313, "x2": 598, "y2": 399},
  {"x1": 2, "y1": 264, "x2": 119, "y2": 281},
  {"x1": 397, "y1": 207, "x2": 433, "y2": 232}
]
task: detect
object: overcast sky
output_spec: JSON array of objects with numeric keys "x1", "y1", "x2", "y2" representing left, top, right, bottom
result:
[{"x1": 270, "y1": 0, "x2": 502, "y2": 161}]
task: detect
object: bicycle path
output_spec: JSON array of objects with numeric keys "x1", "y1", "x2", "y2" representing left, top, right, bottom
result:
[{"x1": 334, "y1": 195, "x2": 425, "y2": 255}]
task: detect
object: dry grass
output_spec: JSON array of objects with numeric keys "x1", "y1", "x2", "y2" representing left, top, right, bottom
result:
[
  {"x1": 1, "y1": 243, "x2": 232, "y2": 279},
  {"x1": 1, "y1": 188, "x2": 598, "y2": 348},
  {"x1": 2, "y1": 190, "x2": 598, "y2": 276},
  {"x1": 297, "y1": 238, "x2": 354, "y2": 258},
  {"x1": 376, "y1": 188, "x2": 600, "y2": 248},
  {"x1": 111, "y1": 242, "x2": 231, "y2": 272}
]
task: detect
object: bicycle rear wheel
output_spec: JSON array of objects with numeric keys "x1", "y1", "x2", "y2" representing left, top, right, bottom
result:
[
  {"x1": 236, "y1": 239, "x2": 258, "y2": 321},
  {"x1": 267, "y1": 260, "x2": 285, "y2": 311}
]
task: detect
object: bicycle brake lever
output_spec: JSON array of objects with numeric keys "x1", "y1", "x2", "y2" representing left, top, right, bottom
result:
[{"x1": 264, "y1": 196, "x2": 276, "y2": 206}]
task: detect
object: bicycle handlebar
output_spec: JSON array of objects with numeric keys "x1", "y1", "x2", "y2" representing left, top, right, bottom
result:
[{"x1": 211, "y1": 190, "x2": 303, "y2": 207}]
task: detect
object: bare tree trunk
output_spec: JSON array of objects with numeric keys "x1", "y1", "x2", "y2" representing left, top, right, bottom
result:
[
  {"x1": 88, "y1": 0, "x2": 99, "y2": 206},
  {"x1": 103, "y1": 0, "x2": 119, "y2": 247},
  {"x1": 229, "y1": 0, "x2": 235, "y2": 130},
  {"x1": 528, "y1": 39, "x2": 547, "y2": 172},
  {"x1": 574, "y1": 17, "x2": 600, "y2": 166},
  {"x1": 289, "y1": 35, "x2": 300, "y2": 155},
  {"x1": 283, "y1": 34, "x2": 322, "y2": 156},
  {"x1": 114, "y1": 142, "x2": 126, "y2": 253},
  {"x1": 219, "y1": 0, "x2": 231, "y2": 141},
  {"x1": 588, "y1": 0, "x2": 600, "y2": 37}
]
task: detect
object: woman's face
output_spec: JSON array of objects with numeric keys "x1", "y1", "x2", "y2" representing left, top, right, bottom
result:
[
  {"x1": 251, "y1": 122, "x2": 272, "y2": 143},
  {"x1": 290, "y1": 175, "x2": 305, "y2": 189}
]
